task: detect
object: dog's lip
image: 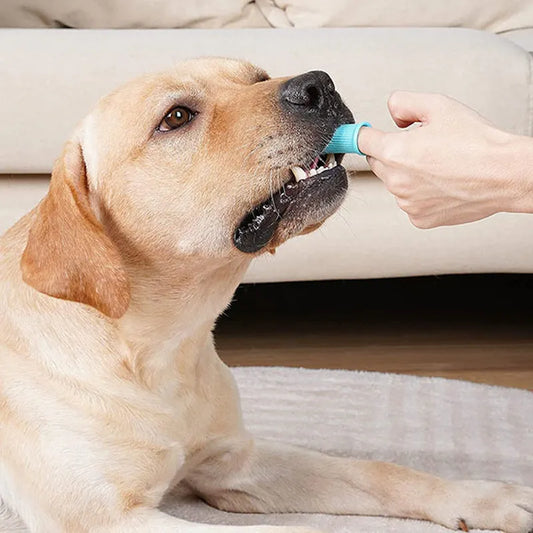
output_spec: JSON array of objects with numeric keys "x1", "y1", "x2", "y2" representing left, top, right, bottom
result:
[{"x1": 233, "y1": 154, "x2": 345, "y2": 254}]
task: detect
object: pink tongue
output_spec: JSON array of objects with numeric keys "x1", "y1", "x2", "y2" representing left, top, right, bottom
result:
[{"x1": 310, "y1": 156, "x2": 319, "y2": 170}]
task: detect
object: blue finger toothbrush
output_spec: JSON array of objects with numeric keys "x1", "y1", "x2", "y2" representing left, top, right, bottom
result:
[{"x1": 323, "y1": 122, "x2": 372, "y2": 156}]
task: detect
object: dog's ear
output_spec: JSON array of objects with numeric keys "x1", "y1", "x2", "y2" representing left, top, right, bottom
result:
[{"x1": 21, "y1": 140, "x2": 130, "y2": 318}]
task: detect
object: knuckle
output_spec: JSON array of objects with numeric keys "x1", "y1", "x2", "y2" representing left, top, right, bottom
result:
[
  {"x1": 388, "y1": 90, "x2": 408, "y2": 111},
  {"x1": 409, "y1": 215, "x2": 422, "y2": 227},
  {"x1": 387, "y1": 182, "x2": 407, "y2": 198},
  {"x1": 387, "y1": 91, "x2": 400, "y2": 112},
  {"x1": 387, "y1": 177, "x2": 406, "y2": 196},
  {"x1": 408, "y1": 204, "x2": 423, "y2": 217},
  {"x1": 395, "y1": 197, "x2": 409, "y2": 210},
  {"x1": 410, "y1": 216, "x2": 432, "y2": 229}
]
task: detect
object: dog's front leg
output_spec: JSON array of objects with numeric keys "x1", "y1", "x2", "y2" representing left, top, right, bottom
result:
[{"x1": 187, "y1": 438, "x2": 533, "y2": 532}]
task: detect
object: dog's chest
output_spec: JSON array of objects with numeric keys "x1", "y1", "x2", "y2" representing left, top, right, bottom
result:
[{"x1": 105, "y1": 350, "x2": 244, "y2": 500}]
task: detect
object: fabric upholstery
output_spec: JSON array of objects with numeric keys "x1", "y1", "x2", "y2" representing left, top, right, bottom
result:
[
  {"x1": 503, "y1": 28, "x2": 533, "y2": 51},
  {"x1": 256, "y1": 0, "x2": 533, "y2": 33},
  {"x1": 2, "y1": 173, "x2": 533, "y2": 279},
  {"x1": 0, "y1": 0, "x2": 269, "y2": 29},
  {"x1": 1, "y1": 367, "x2": 531, "y2": 532},
  {"x1": 1, "y1": 0, "x2": 533, "y2": 33},
  {"x1": 0, "y1": 27, "x2": 531, "y2": 174}
]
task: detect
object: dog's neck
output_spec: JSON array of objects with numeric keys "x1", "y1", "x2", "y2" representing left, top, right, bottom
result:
[{"x1": 117, "y1": 252, "x2": 250, "y2": 371}]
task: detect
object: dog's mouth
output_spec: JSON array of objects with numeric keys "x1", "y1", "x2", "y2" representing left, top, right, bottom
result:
[{"x1": 233, "y1": 152, "x2": 347, "y2": 254}]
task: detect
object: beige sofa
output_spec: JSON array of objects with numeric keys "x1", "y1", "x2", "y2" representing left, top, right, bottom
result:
[{"x1": 1, "y1": 1, "x2": 532, "y2": 281}]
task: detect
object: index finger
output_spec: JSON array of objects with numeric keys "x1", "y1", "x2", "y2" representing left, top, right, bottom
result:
[{"x1": 356, "y1": 126, "x2": 388, "y2": 159}]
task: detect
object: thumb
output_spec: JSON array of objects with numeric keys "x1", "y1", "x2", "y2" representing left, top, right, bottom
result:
[{"x1": 388, "y1": 91, "x2": 444, "y2": 128}]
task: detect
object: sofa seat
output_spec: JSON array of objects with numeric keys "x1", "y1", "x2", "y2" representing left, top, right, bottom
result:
[
  {"x1": 2, "y1": 173, "x2": 532, "y2": 281},
  {"x1": 503, "y1": 28, "x2": 533, "y2": 52}
]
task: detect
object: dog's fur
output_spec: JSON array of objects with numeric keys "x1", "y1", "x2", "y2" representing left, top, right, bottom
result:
[{"x1": 0, "y1": 58, "x2": 532, "y2": 533}]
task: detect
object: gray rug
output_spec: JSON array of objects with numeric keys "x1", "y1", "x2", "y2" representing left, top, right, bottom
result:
[{"x1": 2, "y1": 367, "x2": 532, "y2": 532}]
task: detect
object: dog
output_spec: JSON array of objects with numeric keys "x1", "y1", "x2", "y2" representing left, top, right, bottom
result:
[{"x1": 0, "y1": 57, "x2": 532, "y2": 533}]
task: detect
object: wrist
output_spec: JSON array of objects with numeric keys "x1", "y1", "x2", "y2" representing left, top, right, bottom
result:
[
  {"x1": 502, "y1": 134, "x2": 533, "y2": 214},
  {"x1": 491, "y1": 131, "x2": 533, "y2": 214}
]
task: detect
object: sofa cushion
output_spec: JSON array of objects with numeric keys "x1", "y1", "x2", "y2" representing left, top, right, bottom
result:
[
  {"x1": 256, "y1": 0, "x2": 533, "y2": 33},
  {"x1": 2, "y1": 174, "x2": 533, "y2": 279},
  {"x1": 503, "y1": 28, "x2": 533, "y2": 52},
  {"x1": 1, "y1": 0, "x2": 533, "y2": 33},
  {"x1": 0, "y1": 0, "x2": 269, "y2": 29},
  {"x1": 0, "y1": 27, "x2": 531, "y2": 174}
]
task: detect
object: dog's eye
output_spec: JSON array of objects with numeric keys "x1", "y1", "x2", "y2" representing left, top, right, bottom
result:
[{"x1": 158, "y1": 106, "x2": 195, "y2": 132}]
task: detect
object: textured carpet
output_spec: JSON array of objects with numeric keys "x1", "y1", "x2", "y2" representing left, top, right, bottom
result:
[{"x1": 2, "y1": 367, "x2": 532, "y2": 532}]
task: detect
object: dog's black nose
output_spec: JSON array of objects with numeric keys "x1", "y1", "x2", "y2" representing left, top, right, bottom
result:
[{"x1": 280, "y1": 71, "x2": 336, "y2": 115}]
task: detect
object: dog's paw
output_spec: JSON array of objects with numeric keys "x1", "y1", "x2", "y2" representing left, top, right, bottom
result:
[{"x1": 436, "y1": 480, "x2": 533, "y2": 532}]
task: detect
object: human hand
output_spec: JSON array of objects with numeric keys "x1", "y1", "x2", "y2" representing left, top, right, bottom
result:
[{"x1": 358, "y1": 92, "x2": 531, "y2": 228}]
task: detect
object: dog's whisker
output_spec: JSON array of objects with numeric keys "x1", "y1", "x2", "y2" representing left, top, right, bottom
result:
[{"x1": 335, "y1": 208, "x2": 359, "y2": 241}]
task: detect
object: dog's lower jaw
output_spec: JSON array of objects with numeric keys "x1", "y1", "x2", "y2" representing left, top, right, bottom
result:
[{"x1": 233, "y1": 163, "x2": 348, "y2": 254}]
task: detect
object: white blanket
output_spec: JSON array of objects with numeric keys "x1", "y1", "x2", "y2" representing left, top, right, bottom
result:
[{"x1": 3, "y1": 367, "x2": 532, "y2": 532}]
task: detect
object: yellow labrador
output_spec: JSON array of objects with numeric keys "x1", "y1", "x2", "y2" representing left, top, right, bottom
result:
[{"x1": 0, "y1": 58, "x2": 532, "y2": 533}]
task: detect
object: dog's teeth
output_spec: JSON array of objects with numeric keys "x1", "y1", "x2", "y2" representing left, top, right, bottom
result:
[
  {"x1": 291, "y1": 161, "x2": 334, "y2": 182},
  {"x1": 291, "y1": 166, "x2": 307, "y2": 182}
]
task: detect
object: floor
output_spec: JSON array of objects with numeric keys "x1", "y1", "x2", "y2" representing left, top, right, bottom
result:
[{"x1": 215, "y1": 274, "x2": 533, "y2": 390}]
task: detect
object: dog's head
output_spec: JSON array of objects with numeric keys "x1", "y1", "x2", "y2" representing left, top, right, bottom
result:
[{"x1": 21, "y1": 58, "x2": 353, "y2": 318}]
